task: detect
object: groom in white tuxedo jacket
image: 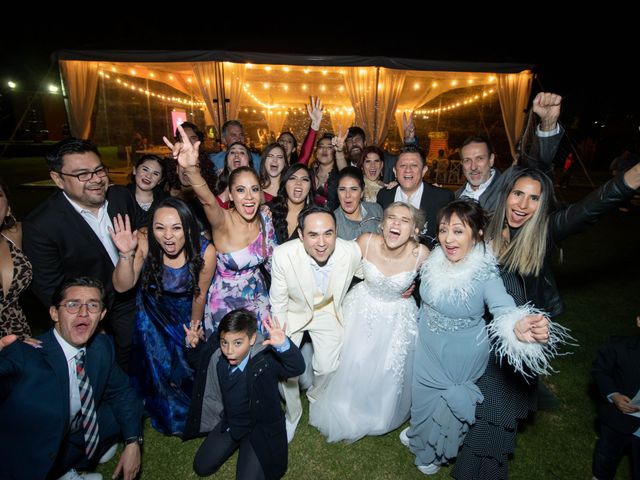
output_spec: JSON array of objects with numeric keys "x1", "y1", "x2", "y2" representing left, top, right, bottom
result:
[{"x1": 270, "y1": 206, "x2": 362, "y2": 441}]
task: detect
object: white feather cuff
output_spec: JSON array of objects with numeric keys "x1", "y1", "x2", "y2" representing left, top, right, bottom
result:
[{"x1": 487, "y1": 304, "x2": 573, "y2": 377}]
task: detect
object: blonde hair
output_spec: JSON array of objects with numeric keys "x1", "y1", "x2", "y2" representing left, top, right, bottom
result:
[
  {"x1": 382, "y1": 201, "x2": 425, "y2": 242},
  {"x1": 485, "y1": 168, "x2": 556, "y2": 276}
]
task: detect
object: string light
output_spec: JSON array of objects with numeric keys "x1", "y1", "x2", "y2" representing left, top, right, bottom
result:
[{"x1": 98, "y1": 70, "x2": 205, "y2": 107}]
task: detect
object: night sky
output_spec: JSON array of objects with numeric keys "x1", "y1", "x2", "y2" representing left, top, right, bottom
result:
[{"x1": 2, "y1": 14, "x2": 638, "y2": 148}]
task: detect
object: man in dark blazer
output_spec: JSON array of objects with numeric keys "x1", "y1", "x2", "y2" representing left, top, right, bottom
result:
[
  {"x1": 377, "y1": 145, "x2": 454, "y2": 247},
  {"x1": 591, "y1": 315, "x2": 640, "y2": 480},
  {"x1": 455, "y1": 92, "x2": 564, "y2": 214},
  {"x1": 23, "y1": 138, "x2": 140, "y2": 370},
  {"x1": 0, "y1": 277, "x2": 143, "y2": 480}
]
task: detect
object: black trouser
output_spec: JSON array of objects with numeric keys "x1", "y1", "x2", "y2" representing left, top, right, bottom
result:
[
  {"x1": 107, "y1": 295, "x2": 136, "y2": 372},
  {"x1": 592, "y1": 422, "x2": 640, "y2": 480},
  {"x1": 193, "y1": 427, "x2": 265, "y2": 479},
  {"x1": 48, "y1": 403, "x2": 121, "y2": 479}
]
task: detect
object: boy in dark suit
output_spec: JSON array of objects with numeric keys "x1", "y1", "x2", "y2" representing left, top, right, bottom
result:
[
  {"x1": 182, "y1": 309, "x2": 305, "y2": 480},
  {"x1": 592, "y1": 315, "x2": 640, "y2": 480}
]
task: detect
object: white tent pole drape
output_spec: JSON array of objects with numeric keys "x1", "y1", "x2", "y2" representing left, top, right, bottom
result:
[
  {"x1": 191, "y1": 61, "x2": 219, "y2": 133},
  {"x1": 263, "y1": 110, "x2": 287, "y2": 139},
  {"x1": 394, "y1": 83, "x2": 451, "y2": 139},
  {"x1": 344, "y1": 67, "x2": 406, "y2": 146},
  {"x1": 497, "y1": 70, "x2": 533, "y2": 161},
  {"x1": 59, "y1": 60, "x2": 99, "y2": 139},
  {"x1": 223, "y1": 63, "x2": 246, "y2": 124}
]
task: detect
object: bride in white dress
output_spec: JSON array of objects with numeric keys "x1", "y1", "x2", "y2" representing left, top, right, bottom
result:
[{"x1": 310, "y1": 202, "x2": 429, "y2": 443}]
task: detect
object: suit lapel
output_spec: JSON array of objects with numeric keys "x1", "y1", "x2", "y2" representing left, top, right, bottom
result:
[
  {"x1": 40, "y1": 329, "x2": 72, "y2": 426},
  {"x1": 289, "y1": 241, "x2": 315, "y2": 309},
  {"x1": 85, "y1": 336, "x2": 104, "y2": 397},
  {"x1": 55, "y1": 191, "x2": 114, "y2": 266}
]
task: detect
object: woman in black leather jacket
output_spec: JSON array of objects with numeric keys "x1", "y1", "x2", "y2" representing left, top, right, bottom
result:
[{"x1": 452, "y1": 161, "x2": 640, "y2": 480}]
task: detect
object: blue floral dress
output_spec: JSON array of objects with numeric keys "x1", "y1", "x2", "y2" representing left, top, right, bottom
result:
[{"x1": 129, "y1": 236, "x2": 209, "y2": 435}]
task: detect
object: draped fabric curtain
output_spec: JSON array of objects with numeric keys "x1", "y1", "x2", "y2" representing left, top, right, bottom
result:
[
  {"x1": 191, "y1": 62, "x2": 219, "y2": 131},
  {"x1": 328, "y1": 110, "x2": 356, "y2": 136},
  {"x1": 344, "y1": 67, "x2": 406, "y2": 146},
  {"x1": 224, "y1": 62, "x2": 246, "y2": 125},
  {"x1": 497, "y1": 70, "x2": 533, "y2": 161},
  {"x1": 59, "y1": 60, "x2": 99, "y2": 139},
  {"x1": 192, "y1": 62, "x2": 246, "y2": 136},
  {"x1": 394, "y1": 81, "x2": 451, "y2": 139},
  {"x1": 263, "y1": 110, "x2": 288, "y2": 138}
]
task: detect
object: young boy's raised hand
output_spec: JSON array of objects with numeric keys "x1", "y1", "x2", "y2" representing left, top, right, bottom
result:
[{"x1": 262, "y1": 316, "x2": 287, "y2": 348}]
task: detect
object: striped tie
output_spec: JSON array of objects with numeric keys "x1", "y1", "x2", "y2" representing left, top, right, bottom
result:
[{"x1": 75, "y1": 350, "x2": 99, "y2": 459}]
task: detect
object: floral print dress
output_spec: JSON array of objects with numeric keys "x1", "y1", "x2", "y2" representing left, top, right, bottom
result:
[{"x1": 203, "y1": 211, "x2": 277, "y2": 338}]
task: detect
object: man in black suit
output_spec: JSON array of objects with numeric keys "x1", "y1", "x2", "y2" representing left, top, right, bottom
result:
[
  {"x1": 455, "y1": 92, "x2": 564, "y2": 213},
  {"x1": 377, "y1": 145, "x2": 454, "y2": 247},
  {"x1": 0, "y1": 277, "x2": 143, "y2": 480},
  {"x1": 23, "y1": 138, "x2": 140, "y2": 370},
  {"x1": 591, "y1": 315, "x2": 640, "y2": 480}
]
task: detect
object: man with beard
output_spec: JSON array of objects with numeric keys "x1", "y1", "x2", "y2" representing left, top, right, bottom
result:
[{"x1": 23, "y1": 138, "x2": 140, "y2": 371}]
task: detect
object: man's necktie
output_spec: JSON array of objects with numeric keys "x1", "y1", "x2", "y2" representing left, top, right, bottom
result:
[{"x1": 75, "y1": 350, "x2": 99, "y2": 458}]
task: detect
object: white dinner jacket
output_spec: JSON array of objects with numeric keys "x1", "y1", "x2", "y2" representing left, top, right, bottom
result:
[{"x1": 269, "y1": 238, "x2": 362, "y2": 334}]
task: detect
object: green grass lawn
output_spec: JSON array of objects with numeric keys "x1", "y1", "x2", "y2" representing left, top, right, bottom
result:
[
  {"x1": 92, "y1": 209, "x2": 639, "y2": 479},
  {"x1": 3, "y1": 153, "x2": 638, "y2": 479}
]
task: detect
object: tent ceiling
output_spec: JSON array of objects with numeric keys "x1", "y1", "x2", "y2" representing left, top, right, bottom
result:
[{"x1": 97, "y1": 61, "x2": 499, "y2": 111}]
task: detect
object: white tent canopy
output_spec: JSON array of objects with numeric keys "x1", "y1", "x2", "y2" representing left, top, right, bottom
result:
[{"x1": 56, "y1": 50, "x2": 533, "y2": 159}]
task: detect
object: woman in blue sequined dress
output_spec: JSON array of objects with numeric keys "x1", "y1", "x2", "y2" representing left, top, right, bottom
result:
[{"x1": 110, "y1": 197, "x2": 216, "y2": 435}]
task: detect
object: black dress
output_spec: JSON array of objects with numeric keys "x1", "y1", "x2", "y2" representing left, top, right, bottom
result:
[{"x1": 451, "y1": 266, "x2": 538, "y2": 480}]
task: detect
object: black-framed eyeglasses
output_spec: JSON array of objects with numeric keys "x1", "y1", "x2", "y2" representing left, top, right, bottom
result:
[
  {"x1": 57, "y1": 167, "x2": 109, "y2": 182},
  {"x1": 58, "y1": 301, "x2": 103, "y2": 314}
]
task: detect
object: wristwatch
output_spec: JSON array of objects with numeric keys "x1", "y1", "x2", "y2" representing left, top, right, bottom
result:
[{"x1": 125, "y1": 436, "x2": 144, "y2": 446}]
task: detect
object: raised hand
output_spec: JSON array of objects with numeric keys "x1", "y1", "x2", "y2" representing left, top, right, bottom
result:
[
  {"x1": 402, "y1": 111, "x2": 416, "y2": 141},
  {"x1": 532, "y1": 92, "x2": 562, "y2": 131},
  {"x1": 307, "y1": 96, "x2": 324, "y2": 130},
  {"x1": 262, "y1": 316, "x2": 287, "y2": 348},
  {"x1": 163, "y1": 123, "x2": 200, "y2": 169},
  {"x1": 108, "y1": 214, "x2": 137, "y2": 254},
  {"x1": 183, "y1": 323, "x2": 203, "y2": 348},
  {"x1": 332, "y1": 125, "x2": 348, "y2": 152}
]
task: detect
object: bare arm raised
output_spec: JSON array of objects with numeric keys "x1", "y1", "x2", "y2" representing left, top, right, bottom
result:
[{"x1": 164, "y1": 125, "x2": 226, "y2": 231}]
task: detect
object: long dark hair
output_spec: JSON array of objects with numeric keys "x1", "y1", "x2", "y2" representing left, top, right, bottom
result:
[
  {"x1": 141, "y1": 197, "x2": 204, "y2": 297},
  {"x1": 277, "y1": 131, "x2": 298, "y2": 164},
  {"x1": 258, "y1": 143, "x2": 287, "y2": 189},
  {"x1": 485, "y1": 167, "x2": 557, "y2": 276},
  {"x1": 216, "y1": 142, "x2": 254, "y2": 194},
  {"x1": 270, "y1": 164, "x2": 314, "y2": 243}
]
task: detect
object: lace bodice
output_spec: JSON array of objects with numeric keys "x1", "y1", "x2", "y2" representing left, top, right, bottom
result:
[{"x1": 362, "y1": 259, "x2": 418, "y2": 301}]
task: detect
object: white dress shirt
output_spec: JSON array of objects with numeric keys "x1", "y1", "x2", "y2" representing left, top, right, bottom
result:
[
  {"x1": 394, "y1": 182, "x2": 424, "y2": 210},
  {"x1": 308, "y1": 255, "x2": 334, "y2": 296},
  {"x1": 460, "y1": 169, "x2": 497, "y2": 201},
  {"x1": 53, "y1": 328, "x2": 83, "y2": 425},
  {"x1": 63, "y1": 193, "x2": 119, "y2": 266}
]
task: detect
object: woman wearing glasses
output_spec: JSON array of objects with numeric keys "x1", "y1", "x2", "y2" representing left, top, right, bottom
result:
[{"x1": 110, "y1": 197, "x2": 216, "y2": 435}]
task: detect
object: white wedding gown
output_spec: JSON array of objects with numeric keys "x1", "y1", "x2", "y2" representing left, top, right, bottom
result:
[{"x1": 309, "y1": 258, "x2": 419, "y2": 443}]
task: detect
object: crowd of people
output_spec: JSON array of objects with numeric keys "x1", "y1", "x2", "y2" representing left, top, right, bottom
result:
[{"x1": 1, "y1": 92, "x2": 639, "y2": 480}]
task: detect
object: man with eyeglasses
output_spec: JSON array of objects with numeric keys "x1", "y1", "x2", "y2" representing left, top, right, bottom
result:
[
  {"x1": 0, "y1": 277, "x2": 143, "y2": 480},
  {"x1": 23, "y1": 138, "x2": 141, "y2": 371}
]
